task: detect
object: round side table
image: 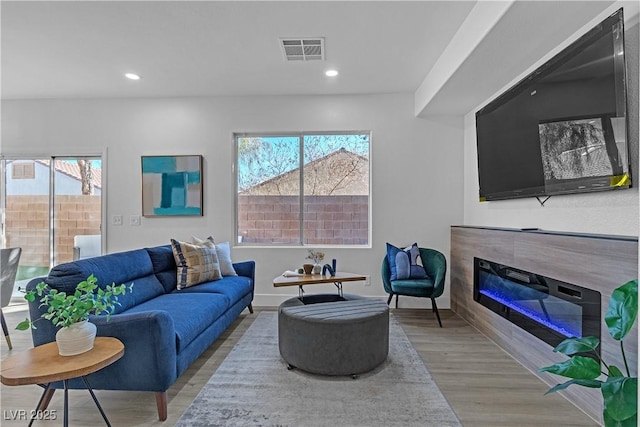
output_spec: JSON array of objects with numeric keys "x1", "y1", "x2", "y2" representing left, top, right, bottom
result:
[{"x1": 1, "y1": 336, "x2": 124, "y2": 427}]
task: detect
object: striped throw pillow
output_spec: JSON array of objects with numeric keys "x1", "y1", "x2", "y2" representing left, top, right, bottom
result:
[{"x1": 171, "y1": 239, "x2": 222, "y2": 289}]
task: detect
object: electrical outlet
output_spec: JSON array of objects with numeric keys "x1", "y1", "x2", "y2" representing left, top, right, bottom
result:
[
  {"x1": 130, "y1": 215, "x2": 141, "y2": 226},
  {"x1": 364, "y1": 275, "x2": 371, "y2": 286},
  {"x1": 111, "y1": 215, "x2": 123, "y2": 226}
]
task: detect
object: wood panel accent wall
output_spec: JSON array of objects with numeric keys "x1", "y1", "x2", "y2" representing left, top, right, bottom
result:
[{"x1": 450, "y1": 226, "x2": 638, "y2": 423}]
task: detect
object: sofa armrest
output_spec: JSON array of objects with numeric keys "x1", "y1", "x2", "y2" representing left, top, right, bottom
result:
[
  {"x1": 233, "y1": 260, "x2": 255, "y2": 282},
  {"x1": 87, "y1": 311, "x2": 178, "y2": 391}
]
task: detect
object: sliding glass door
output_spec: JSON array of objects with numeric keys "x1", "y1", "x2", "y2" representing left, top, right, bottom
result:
[{"x1": 1, "y1": 156, "x2": 102, "y2": 298}]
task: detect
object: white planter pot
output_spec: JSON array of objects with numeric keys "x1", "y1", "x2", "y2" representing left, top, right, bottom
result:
[
  {"x1": 55, "y1": 320, "x2": 97, "y2": 356},
  {"x1": 313, "y1": 263, "x2": 322, "y2": 275}
]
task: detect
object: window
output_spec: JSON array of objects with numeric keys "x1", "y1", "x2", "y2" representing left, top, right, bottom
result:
[
  {"x1": 235, "y1": 132, "x2": 370, "y2": 246},
  {"x1": 11, "y1": 162, "x2": 35, "y2": 179},
  {"x1": 1, "y1": 156, "x2": 102, "y2": 300}
]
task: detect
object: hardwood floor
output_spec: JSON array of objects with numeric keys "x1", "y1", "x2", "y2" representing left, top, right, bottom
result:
[{"x1": 0, "y1": 303, "x2": 597, "y2": 426}]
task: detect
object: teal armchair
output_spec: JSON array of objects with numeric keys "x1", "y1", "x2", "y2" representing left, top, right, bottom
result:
[{"x1": 381, "y1": 247, "x2": 447, "y2": 327}]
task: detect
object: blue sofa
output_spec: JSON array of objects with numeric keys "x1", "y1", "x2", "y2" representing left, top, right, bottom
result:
[{"x1": 25, "y1": 244, "x2": 255, "y2": 421}]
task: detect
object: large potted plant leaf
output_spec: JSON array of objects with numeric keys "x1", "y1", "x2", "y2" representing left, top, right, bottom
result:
[{"x1": 539, "y1": 279, "x2": 638, "y2": 427}]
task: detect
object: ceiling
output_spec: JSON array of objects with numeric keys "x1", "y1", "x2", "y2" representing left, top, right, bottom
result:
[{"x1": 1, "y1": 1, "x2": 627, "y2": 115}]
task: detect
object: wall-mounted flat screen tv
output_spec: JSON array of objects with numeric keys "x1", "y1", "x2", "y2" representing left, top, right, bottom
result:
[{"x1": 475, "y1": 8, "x2": 631, "y2": 201}]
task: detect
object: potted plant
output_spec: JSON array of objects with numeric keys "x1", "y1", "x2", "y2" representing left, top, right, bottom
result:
[
  {"x1": 539, "y1": 279, "x2": 638, "y2": 427},
  {"x1": 306, "y1": 249, "x2": 325, "y2": 274},
  {"x1": 16, "y1": 274, "x2": 133, "y2": 356}
]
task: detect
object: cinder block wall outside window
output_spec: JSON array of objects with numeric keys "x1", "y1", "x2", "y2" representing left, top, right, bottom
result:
[
  {"x1": 238, "y1": 195, "x2": 368, "y2": 245},
  {"x1": 5, "y1": 195, "x2": 101, "y2": 267}
]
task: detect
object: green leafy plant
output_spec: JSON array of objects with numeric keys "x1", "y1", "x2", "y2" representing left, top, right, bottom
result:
[
  {"x1": 539, "y1": 279, "x2": 638, "y2": 427},
  {"x1": 16, "y1": 274, "x2": 133, "y2": 330}
]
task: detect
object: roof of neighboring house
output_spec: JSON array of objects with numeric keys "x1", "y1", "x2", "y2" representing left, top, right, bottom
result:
[
  {"x1": 240, "y1": 148, "x2": 368, "y2": 196},
  {"x1": 48, "y1": 160, "x2": 102, "y2": 189},
  {"x1": 7, "y1": 159, "x2": 102, "y2": 189}
]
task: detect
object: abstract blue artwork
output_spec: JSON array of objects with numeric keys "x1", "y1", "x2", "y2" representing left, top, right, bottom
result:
[{"x1": 141, "y1": 155, "x2": 203, "y2": 216}]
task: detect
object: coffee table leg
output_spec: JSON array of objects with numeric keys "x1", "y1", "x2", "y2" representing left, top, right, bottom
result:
[
  {"x1": 29, "y1": 383, "x2": 51, "y2": 427},
  {"x1": 81, "y1": 376, "x2": 111, "y2": 427},
  {"x1": 333, "y1": 281, "x2": 343, "y2": 298}
]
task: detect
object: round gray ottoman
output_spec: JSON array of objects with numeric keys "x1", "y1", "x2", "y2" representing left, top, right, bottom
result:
[{"x1": 278, "y1": 294, "x2": 389, "y2": 376}]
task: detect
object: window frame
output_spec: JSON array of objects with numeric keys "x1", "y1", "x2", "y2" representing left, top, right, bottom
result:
[{"x1": 233, "y1": 131, "x2": 372, "y2": 248}]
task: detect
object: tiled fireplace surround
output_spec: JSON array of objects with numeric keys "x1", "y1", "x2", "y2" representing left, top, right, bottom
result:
[{"x1": 450, "y1": 226, "x2": 638, "y2": 423}]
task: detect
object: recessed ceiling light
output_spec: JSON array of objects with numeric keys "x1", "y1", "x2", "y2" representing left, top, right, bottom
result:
[
  {"x1": 125, "y1": 73, "x2": 141, "y2": 80},
  {"x1": 325, "y1": 70, "x2": 339, "y2": 77}
]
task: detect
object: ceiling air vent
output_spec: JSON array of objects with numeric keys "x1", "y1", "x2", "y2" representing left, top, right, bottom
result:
[{"x1": 280, "y1": 38, "x2": 324, "y2": 61}]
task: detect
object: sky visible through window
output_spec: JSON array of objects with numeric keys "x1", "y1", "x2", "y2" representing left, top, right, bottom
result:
[{"x1": 237, "y1": 133, "x2": 369, "y2": 192}]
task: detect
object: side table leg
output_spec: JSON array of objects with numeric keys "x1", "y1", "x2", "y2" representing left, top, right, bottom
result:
[
  {"x1": 63, "y1": 379, "x2": 69, "y2": 427},
  {"x1": 81, "y1": 376, "x2": 111, "y2": 427},
  {"x1": 37, "y1": 387, "x2": 56, "y2": 411},
  {"x1": 29, "y1": 384, "x2": 52, "y2": 427}
]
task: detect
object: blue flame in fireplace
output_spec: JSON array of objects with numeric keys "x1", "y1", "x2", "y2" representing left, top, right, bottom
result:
[{"x1": 478, "y1": 271, "x2": 582, "y2": 338}]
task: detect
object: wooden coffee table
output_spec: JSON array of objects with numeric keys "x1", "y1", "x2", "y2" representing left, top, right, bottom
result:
[
  {"x1": 1, "y1": 337, "x2": 124, "y2": 427},
  {"x1": 273, "y1": 272, "x2": 366, "y2": 301}
]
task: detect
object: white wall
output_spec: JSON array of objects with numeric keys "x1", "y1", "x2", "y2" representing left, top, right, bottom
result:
[
  {"x1": 462, "y1": 20, "x2": 640, "y2": 238},
  {"x1": 1, "y1": 93, "x2": 464, "y2": 307}
]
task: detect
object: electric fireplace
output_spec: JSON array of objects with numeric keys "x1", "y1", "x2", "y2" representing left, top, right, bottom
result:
[{"x1": 473, "y1": 257, "x2": 601, "y2": 352}]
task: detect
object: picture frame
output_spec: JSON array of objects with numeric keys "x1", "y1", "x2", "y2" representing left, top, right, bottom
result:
[{"x1": 141, "y1": 155, "x2": 203, "y2": 217}]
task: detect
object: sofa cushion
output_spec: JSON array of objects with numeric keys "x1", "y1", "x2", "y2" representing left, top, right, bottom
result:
[
  {"x1": 45, "y1": 249, "x2": 164, "y2": 313},
  {"x1": 122, "y1": 292, "x2": 229, "y2": 353},
  {"x1": 171, "y1": 239, "x2": 222, "y2": 289},
  {"x1": 146, "y1": 245, "x2": 178, "y2": 293},
  {"x1": 172, "y1": 276, "x2": 253, "y2": 305}
]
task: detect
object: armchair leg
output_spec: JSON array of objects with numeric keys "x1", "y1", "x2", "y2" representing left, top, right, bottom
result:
[
  {"x1": 431, "y1": 298, "x2": 443, "y2": 327},
  {"x1": 386, "y1": 294, "x2": 393, "y2": 305},
  {"x1": 248, "y1": 303, "x2": 254, "y2": 314},
  {"x1": 395, "y1": 295, "x2": 399, "y2": 309},
  {"x1": 155, "y1": 391, "x2": 168, "y2": 421},
  {"x1": 1, "y1": 309, "x2": 12, "y2": 349}
]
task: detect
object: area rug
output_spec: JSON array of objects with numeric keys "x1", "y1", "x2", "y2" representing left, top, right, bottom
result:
[{"x1": 176, "y1": 312, "x2": 461, "y2": 427}]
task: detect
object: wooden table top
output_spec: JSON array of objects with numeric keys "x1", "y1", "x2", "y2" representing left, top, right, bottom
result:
[
  {"x1": 273, "y1": 271, "x2": 367, "y2": 287},
  {"x1": 0, "y1": 337, "x2": 124, "y2": 386}
]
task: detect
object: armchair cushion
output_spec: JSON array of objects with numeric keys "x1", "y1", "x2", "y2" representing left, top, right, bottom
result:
[
  {"x1": 390, "y1": 278, "x2": 436, "y2": 298},
  {"x1": 386, "y1": 242, "x2": 429, "y2": 281}
]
